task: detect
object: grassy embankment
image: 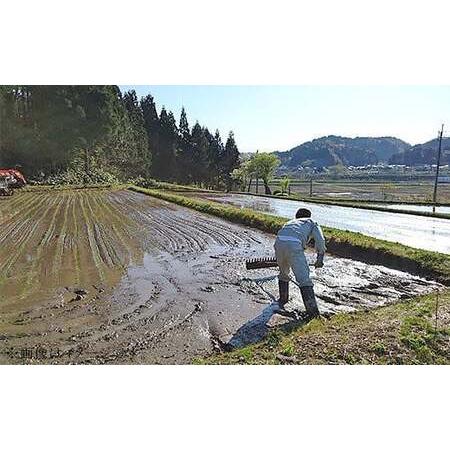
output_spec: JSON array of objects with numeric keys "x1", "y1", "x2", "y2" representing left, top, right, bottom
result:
[
  {"x1": 130, "y1": 186, "x2": 450, "y2": 364},
  {"x1": 205, "y1": 291, "x2": 450, "y2": 364},
  {"x1": 138, "y1": 180, "x2": 219, "y2": 193}
]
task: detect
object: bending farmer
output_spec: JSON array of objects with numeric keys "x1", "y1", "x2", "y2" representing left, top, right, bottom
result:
[{"x1": 274, "y1": 208, "x2": 326, "y2": 318}]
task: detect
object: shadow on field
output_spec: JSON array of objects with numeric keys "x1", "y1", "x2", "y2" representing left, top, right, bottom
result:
[
  {"x1": 228, "y1": 303, "x2": 279, "y2": 348},
  {"x1": 228, "y1": 274, "x2": 307, "y2": 349}
]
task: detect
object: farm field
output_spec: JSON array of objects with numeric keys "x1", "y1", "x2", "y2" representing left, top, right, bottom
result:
[
  {"x1": 0, "y1": 189, "x2": 442, "y2": 364},
  {"x1": 249, "y1": 179, "x2": 450, "y2": 203}
]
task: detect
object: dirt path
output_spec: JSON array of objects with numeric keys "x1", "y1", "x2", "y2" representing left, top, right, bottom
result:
[{"x1": 0, "y1": 189, "x2": 441, "y2": 364}]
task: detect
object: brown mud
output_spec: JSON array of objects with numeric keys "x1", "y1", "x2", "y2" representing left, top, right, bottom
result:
[{"x1": 0, "y1": 189, "x2": 442, "y2": 364}]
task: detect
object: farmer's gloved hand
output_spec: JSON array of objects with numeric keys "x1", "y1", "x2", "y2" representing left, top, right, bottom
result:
[{"x1": 315, "y1": 253, "x2": 324, "y2": 268}]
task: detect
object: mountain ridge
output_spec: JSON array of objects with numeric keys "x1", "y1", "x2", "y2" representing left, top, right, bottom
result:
[
  {"x1": 389, "y1": 137, "x2": 450, "y2": 166},
  {"x1": 274, "y1": 135, "x2": 411, "y2": 169}
]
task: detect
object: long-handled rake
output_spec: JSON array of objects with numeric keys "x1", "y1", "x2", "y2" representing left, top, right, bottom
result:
[
  {"x1": 245, "y1": 257, "x2": 278, "y2": 270},
  {"x1": 245, "y1": 256, "x2": 315, "y2": 270}
]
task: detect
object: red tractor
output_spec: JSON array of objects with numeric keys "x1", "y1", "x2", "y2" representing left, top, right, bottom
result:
[{"x1": 0, "y1": 169, "x2": 26, "y2": 196}]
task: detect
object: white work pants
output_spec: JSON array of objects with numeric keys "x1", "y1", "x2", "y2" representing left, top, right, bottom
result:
[{"x1": 274, "y1": 240, "x2": 313, "y2": 287}]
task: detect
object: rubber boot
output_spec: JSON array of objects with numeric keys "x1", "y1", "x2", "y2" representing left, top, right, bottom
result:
[
  {"x1": 278, "y1": 280, "x2": 289, "y2": 308},
  {"x1": 300, "y1": 286, "x2": 320, "y2": 318}
]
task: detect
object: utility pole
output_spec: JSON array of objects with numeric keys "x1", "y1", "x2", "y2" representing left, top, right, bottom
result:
[
  {"x1": 247, "y1": 176, "x2": 252, "y2": 192},
  {"x1": 432, "y1": 124, "x2": 444, "y2": 213},
  {"x1": 309, "y1": 177, "x2": 313, "y2": 198}
]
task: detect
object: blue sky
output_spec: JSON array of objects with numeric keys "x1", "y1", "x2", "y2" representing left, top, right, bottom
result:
[{"x1": 120, "y1": 86, "x2": 450, "y2": 152}]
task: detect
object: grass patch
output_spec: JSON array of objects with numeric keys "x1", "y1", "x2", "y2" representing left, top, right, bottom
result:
[
  {"x1": 132, "y1": 179, "x2": 218, "y2": 193},
  {"x1": 281, "y1": 341, "x2": 295, "y2": 357},
  {"x1": 130, "y1": 186, "x2": 450, "y2": 285},
  {"x1": 371, "y1": 341, "x2": 387, "y2": 356},
  {"x1": 205, "y1": 291, "x2": 450, "y2": 365}
]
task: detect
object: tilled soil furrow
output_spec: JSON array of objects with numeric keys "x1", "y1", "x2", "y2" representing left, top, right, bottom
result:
[
  {"x1": 51, "y1": 193, "x2": 74, "y2": 278},
  {"x1": 0, "y1": 196, "x2": 47, "y2": 246},
  {"x1": 89, "y1": 191, "x2": 139, "y2": 265},
  {"x1": 84, "y1": 193, "x2": 119, "y2": 268},
  {"x1": 70, "y1": 191, "x2": 82, "y2": 286},
  {"x1": 78, "y1": 192, "x2": 106, "y2": 282},
  {"x1": 116, "y1": 194, "x2": 241, "y2": 252},
  {"x1": 0, "y1": 191, "x2": 46, "y2": 223},
  {"x1": 0, "y1": 194, "x2": 63, "y2": 278},
  {"x1": 93, "y1": 224, "x2": 118, "y2": 268},
  {"x1": 167, "y1": 212, "x2": 247, "y2": 247},
  {"x1": 0, "y1": 192, "x2": 53, "y2": 241},
  {"x1": 111, "y1": 195, "x2": 181, "y2": 251},
  {"x1": 122, "y1": 191, "x2": 259, "y2": 249},
  {"x1": 22, "y1": 194, "x2": 68, "y2": 295},
  {"x1": 148, "y1": 213, "x2": 206, "y2": 251}
]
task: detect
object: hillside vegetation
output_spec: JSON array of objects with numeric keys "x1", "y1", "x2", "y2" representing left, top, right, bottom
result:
[
  {"x1": 275, "y1": 136, "x2": 411, "y2": 169},
  {"x1": 390, "y1": 137, "x2": 450, "y2": 166}
]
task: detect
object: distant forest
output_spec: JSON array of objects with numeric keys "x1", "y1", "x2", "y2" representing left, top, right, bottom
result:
[{"x1": 0, "y1": 85, "x2": 240, "y2": 188}]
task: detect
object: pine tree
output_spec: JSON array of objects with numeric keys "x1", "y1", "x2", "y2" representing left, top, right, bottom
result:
[
  {"x1": 61, "y1": 85, "x2": 114, "y2": 176},
  {"x1": 141, "y1": 94, "x2": 159, "y2": 158},
  {"x1": 101, "y1": 86, "x2": 146, "y2": 178},
  {"x1": 122, "y1": 89, "x2": 151, "y2": 177},
  {"x1": 221, "y1": 131, "x2": 240, "y2": 191},
  {"x1": 156, "y1": 107, "x2": 178, "y2": 180},
  {"x1": 191, "y1": 122, "x2": 209, "y2": 184},
  {"x1": 206, "y1": 129, "x2": 223, "y2": 189},
  {"x1": 176, "y1": 107, "x2": 193, "y2": 183}
]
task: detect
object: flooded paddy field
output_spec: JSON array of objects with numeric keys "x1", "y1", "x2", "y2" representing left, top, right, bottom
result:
[
  {"x1": 189, "y1": 192, "x2": 450, "y2": 254},
  {"x1": 370, "y1": 203, "x2": 450, "y2": 214},
  {"x1": 249, "y1": 180, "x2": 450, "y2": 203},
  {"x1": 0, "y1": 189, "x2": 442, "y2": 364}
]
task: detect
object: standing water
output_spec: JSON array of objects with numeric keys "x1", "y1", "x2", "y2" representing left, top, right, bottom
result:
[
  {"x1": 371, "y1": 203, "x2": 450, "y2": 214},
  {"x1": 205, "y1": 194, "x2": 450, "y2": 254}
]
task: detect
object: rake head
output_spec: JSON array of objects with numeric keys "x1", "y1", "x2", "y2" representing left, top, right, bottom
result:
[{"x1": 245, "y1": 256, "x2": 278, "y2": 270}]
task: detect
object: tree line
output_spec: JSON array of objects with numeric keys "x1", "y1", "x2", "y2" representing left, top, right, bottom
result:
[{"x1": 0, "y1": 85, "x2": 240, "y2": 188}]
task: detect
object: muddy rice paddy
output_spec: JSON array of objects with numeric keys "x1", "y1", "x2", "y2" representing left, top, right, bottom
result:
[{"x1": 0, "y1": 189, "x2": 442, "y2": 364}]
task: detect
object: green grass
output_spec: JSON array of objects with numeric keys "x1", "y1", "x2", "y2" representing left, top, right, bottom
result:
[
  {"x1": 205, "y1": 291, "x2": 450, "y2": 365},
  {"x1": 134, "y1": 179, "x2": 218, "y2": 193},
  {"x1": 130, "y1": 186, "x2": 450, "y2": 285}
]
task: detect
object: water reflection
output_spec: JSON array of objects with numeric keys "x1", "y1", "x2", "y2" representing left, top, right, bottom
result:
[
  {"x1": 210, "y1": 194, "x2": 450, "y2": 254},
  {"x1": 372, "y1": 203, "x2": 450, "y2": 214}
]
